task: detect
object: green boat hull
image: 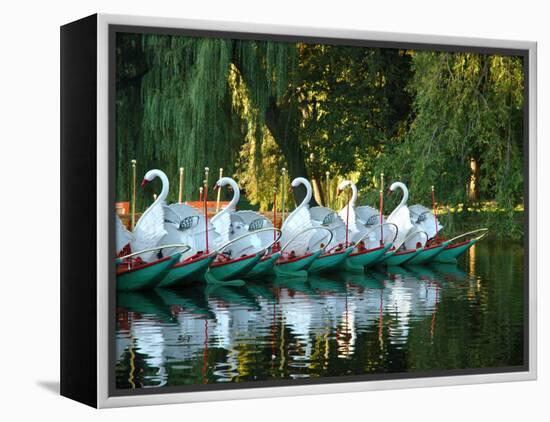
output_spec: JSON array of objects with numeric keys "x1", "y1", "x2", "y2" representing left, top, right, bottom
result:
[
  {"x1": 382, "y1": 248, "x2": 421, "y2": 266},
  {"x1": 275, "y1": 250, "x2": 323, "y2": 277},
  {"x1": 407, "y1": 241, "x2": 450, "y2": 265},
  {"x1": 157, "y1": 254, "x2": 215, "y2": 287},
  {"x1": 207, "y1": 253, "x2": 263, "y2": 281},
  {"x1": 433, "y1": 239, "x2": 477, "y2": 263},
  {"x1": 116, "y1": 253, "x2": 181, "y2": 291},
  {"x1": 308, "y1": 247, "x2": 353, "y2": 273},
  {"x1": 245, "y1": 252, "x2": 281, "y2": 278},
  {"x1": 341, "y1": 243, "x2": 393, "y2": 272}
]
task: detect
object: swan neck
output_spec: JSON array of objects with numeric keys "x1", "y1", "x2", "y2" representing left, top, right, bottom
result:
[
  {"x1": 349, "y1": 184, "x2": 358, "y2": 207},
  {"x1": 295, "y1": 179, "x2": 312, "y2": 210},
  {"x1": 399, "y1": 184, "x2": 408, "y2": 207},
  {"x1": 141, "y1": 171, "x2": 169, "y2": 220},
  {"x1": 225, "y1": 179, "x2": 240, "y2": 211}
]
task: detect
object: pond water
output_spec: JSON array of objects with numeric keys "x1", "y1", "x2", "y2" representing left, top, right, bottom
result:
[{"x1": 115, "y1": 239, "x2": 525, "y2": 390}]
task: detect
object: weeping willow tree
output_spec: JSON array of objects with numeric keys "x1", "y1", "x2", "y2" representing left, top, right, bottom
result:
[
  {"x1": 375, "y1": 51, "x2": 524, "y2": 236},
  {"x1": 115, "y1": 32, "x2": 302, "y2": 210}
]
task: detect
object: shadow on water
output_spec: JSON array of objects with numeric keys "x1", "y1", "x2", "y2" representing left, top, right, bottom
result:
[{"x1": 115, "y1": 238, "x2": 525, "y2": 388}]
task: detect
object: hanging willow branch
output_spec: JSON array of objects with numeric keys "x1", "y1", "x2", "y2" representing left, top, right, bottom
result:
[{"x1": 115, "y1": 33, "x2": 300, "y2": 209}]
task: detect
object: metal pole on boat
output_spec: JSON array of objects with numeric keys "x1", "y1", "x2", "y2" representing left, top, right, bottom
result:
[
  {"x1": 281, "y1": 167, "x2": 287, "y2": 224},
  {"x1": 178, "y1": 167, "x2": 184, "y2": 204},
  {"x1": 204, "y1": 168, "x2": 210, "y2": 254},
  {"x1": 325, "y1": 171, "x2": 330, "y2": 208},
  {"x1": 345, "y1": 188, "x2": 350, "y2": 246},
  {"x1": 432, "y1": 185, "x2": 439, "y2": 242},
  {"x1": 199, "y1": 186, "x2": 203, "y2": 202},
  {"x1": 131, "y1": 159, "x2": 137, "y2": 230},
  {"x1": 380, "y1": 173, "x2": 384, "y2": 246},
  {"x1": 273, "y1": 186, "x2": 277, "y2": 241},
  {"x1": 216, "y1": 168, "x2": 223, "y2": 212}
]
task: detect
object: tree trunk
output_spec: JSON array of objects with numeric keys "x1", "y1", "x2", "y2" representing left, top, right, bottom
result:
[{"x1": 264, "y1": 97, "x2": 318, "y2": 206}]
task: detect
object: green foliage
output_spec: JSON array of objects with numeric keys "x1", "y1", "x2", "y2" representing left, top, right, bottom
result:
[
  {"x1": 116, "y1": 33, "x2": 297, "y2": 209},
  {"x1": 115, "y1": 33, "x2": 525, "y2": 237},
  {"x1": 375, "y1": 52, "x2": 524, "y2": 213}
]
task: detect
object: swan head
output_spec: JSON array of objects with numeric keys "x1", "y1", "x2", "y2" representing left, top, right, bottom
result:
[
  {"x1": 291, "y1": 177, "x2": 310, "y2": 188},
  {"x1": 389, "y1": 181, "x2": 407, "y2": 194},
  {"x1": 141, "y1": 169, "x2": 166, "y2": 187},
  {"x1": 213, "y1": 176, "x2": 237, "y2": 191},
  {"x1": 336, "y1": 180, "x2": 353, "y2": 196}
]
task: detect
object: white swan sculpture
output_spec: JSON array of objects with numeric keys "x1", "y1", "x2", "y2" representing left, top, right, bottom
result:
[
  {"x1": 409, "y1": 203, "x2": 443, "y2": 241},
  {"x1": 387, "y1": 181, "x2": 427, "y2": 250},
  {"x1": 280, "y1": 177, "x2": 332, "y2": 255},
  {"x1": 337, "y1": 180, "x2": 394, "y2": 249},
  {"x1": 211, "y1": 177, "x2": 274, "y2": 258},
  {"x1": 161, "y1": 202, "x2": 219, "y2": 261},
  {"x1": 308, "y1": 186, "x2": 347, "y2": 250},
  {"x1": 115, "y1": 169, "x2": 169, "y2": 262},
  {"x1": 115, "y1": 215, "x2": 134, "y2": 255}
]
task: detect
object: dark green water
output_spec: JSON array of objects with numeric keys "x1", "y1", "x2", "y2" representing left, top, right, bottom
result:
[{"x1": 115, "y1": 239, "x2": 525, "y2": 389}]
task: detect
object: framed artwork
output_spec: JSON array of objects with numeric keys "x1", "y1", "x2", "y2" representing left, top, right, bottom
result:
[{"x1": 60, "y1": 13, "x2": 537, "y2": 408}]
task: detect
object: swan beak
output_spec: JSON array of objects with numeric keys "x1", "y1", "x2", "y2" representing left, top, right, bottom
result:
[
  {"x1": 141, "y1": 179, "x2": 149, "y2": 188},
  {"x1": 386, "y1": 188, "x2": 393, "y2": 196},
  {"x1": 212, "y1": 184, "x2": 219, "y2": 191},
  {"x1": 336, "y1": 189, "x2": 342, "y2": 197}
]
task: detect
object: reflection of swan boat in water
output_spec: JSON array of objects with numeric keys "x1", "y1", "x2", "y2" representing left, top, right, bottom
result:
[
  {"x1": 117, "y1": 290, "x2": 174, "y2": 322},
  {"x1": 308, "y1": 274, "x2": 347, "y2": 294},
  {"x1": 338, "y1": 271, "x2": 385, "y2": 290},
  {"x1": 206, "y1": 285, "x2": 261, "y2": 311},
  {"x1": 382, "y1": 277, "x2": 441, "y2": 345},
  {"x1": 429, "y1": 262, "x2": 469, "y2": 280},
  {"x1": 272, "y1": 275, "x2": 317, "y2": 296},
  {"x1": 155, "y1": 286, "x2": 214, "y2": 319},
  {"x1": 244, "y1": 281, "x2": 277, "y2": 302}
]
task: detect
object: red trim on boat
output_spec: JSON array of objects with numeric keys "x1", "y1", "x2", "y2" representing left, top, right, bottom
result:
[
  {"x1": 278, "y1": 252, "x2": 313, "y2": 265},
  {"x1": 210, "y1": 253, "x2": 257, "y2": 268},
  {"x1": 349, "y1": 244, "x2": 384, "y2": 258},
  {"x1": 444, "y1": 240, "x2": 471, "y2": 250},
  {"x1": 320, "y1": 248, "x2": 348, "y2": 258},
  {"x1": 173, "y1": 253, "x2": 212, "y2": 268},
  {"x1": 423, "y1": 243, "x2": 445, "y2": 251},
  {"x1": 392, "y1": 248, "x2": 417, "y2": 256},
  {"x1": 116, "y1": 256, "x2": 172, "y2": 276}
]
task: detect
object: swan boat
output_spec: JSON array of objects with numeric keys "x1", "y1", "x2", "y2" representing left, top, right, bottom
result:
[
  {"x1": 207, "y1": 177, "x2": 281, "y2": 284},
  {"x1": 156, "y1": 202, "x2": 220, "y2": 287},
  {"x1": 433, "y1": 228, "x2": 489, "y2": 263},
  {"x1": 304, "y1": 178, "x2": 355, "y2": 273},
  {"x1": 275, "y1": 177, "x2": 335, "y2": 277},
  {"x1": 115, "y1": 169, "x2": 189, "y2": 291},
  {"x1": 408, "y1": 188, "x2": 488, "y2": 264},
  {"x1": 336, "y1": 180, "x2": 398, "y2": 272},
  {"x1": 116, "y1": 247, "x2": 184, "y2": 291},
  {"x1": 378, "y1": 181, "x2": 441, "y2": 266}
]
